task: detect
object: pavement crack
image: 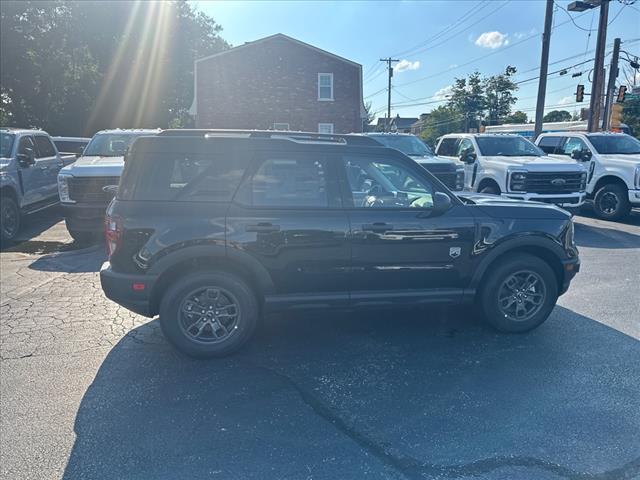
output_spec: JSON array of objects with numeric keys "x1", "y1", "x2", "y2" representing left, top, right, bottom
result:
[{"x1": 254, "y1": 364, "x2": 640, "y2": 480}]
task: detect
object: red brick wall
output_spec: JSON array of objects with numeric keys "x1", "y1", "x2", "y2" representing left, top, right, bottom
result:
[{"x1": 195, "y1": 37, "x2": 363, "y2": 133}]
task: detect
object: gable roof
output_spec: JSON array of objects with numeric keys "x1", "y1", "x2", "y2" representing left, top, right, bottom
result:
[{"x1": 195, "y1": 33, "x2": 361, "y2": 68}]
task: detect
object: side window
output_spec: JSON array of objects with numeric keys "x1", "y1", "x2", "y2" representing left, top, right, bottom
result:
[
  {"x1": 33, "y1": 136, "x2": 56, "y2": 158},
  {"x1": 436, "y1": 138, "x2": 459, "y2": 156},
  {"x1": 561, "y1": 137, "x2": 588, "y2": 156},
  {"x1": 248, "y1": 157, "x2": 329, "y2": 208},
  {"x1": 318, "y1": 123, "x2": 334, "y2": 134},
  {"x1": 18, "y1": 136, "x2": 36, "y2": 155},
  {"x1": 537, "y1": 136, "x2": 563, "y2": 154},
  {"x1": 343, "y1": 155, "x2": 434, "y2": 209},
  {"x1": 456, "y1": 138, "x2": 475, "y2": 156},
  {"x1": 318, "y1": 73, "x2": 334, "y2": 101}
]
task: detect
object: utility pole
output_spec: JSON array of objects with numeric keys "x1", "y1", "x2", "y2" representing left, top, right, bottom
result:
[
  {"x1": 602, "y1": 37, "x2": 621, "y2": 131},
  {"x1": 589, "y1": 0, "x2": 609, "y2": 131},
  {"x1": 534, "y1": 0, "x2": 554, "y2": 140},
  {"x1": 380, "y1": 57, "x2": 399, "y2": 131}
]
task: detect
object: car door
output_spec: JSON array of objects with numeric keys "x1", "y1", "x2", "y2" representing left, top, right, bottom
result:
[
  {"x1": 226, "y1": 147, "x2": 351, "y2": 309},
  {"x1": 15, "y1": 135, "x2": 40, "y2": 206},
  {"x1": 337, "y1": 151, "x2": 476, "y2": 306},
  {"x1": 456, "y1": 138, "x2": 478, "y2": 190},
  {"x1": 33, "y1": 135, "x2": 63, "y2": 201}
]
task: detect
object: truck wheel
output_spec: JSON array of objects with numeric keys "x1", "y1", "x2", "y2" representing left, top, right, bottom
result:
[
  {"x1": 480, "y1": 185, "x2": 500, "y2": 195},
  {"x1": 593, "y1": 184, "x2": 630, "y2": 221},
  {"x1": 159, "y1": 272, "x2": 259, "y2": 358},
  {"x1": 479, "y1": 254, "x2": 558, "y2": 333},
  {"x1": 1, "y1": 196, "x2": 21, "y2": 242}
]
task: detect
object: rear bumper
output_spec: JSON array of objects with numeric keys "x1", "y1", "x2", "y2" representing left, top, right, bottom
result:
[
  {"x1": 100, "y1": 262, "x2": 157, "y2": 317},
  {"x1": 629, "y1": 189, "x2": 640, "y2": 206},
  {"x1": 503, "y1": 192, "x2": 586, "y2": 208},
  {"x1": 61, "y1": 202, "x2": 108, "y2": 232}
]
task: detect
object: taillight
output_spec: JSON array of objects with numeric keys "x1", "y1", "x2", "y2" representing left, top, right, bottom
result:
[{"x1": 104, "y1": 215, "x2": 123, "y2": 258}]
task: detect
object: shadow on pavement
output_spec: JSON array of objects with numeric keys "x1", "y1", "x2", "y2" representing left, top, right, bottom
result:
[
  {"x1": 574, "y1": 222, "x2": 640, "y2": 249},
  {"x1": 63, "y1": 306, "x2": 640, "y2": 480},
  {"x1": 26, "y1": 246, "x2": 105, "y2": 273}
]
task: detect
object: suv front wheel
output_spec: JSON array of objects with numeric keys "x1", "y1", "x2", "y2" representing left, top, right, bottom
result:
[
  {"x1": 159, "y1": 272, "x2": 258, "y2": 358},
  {"x1": 479, "y1": 254, "x2": 558, "y2": 333}
]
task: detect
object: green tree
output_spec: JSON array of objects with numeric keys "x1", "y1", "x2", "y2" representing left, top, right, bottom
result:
[
  {"x1": 504, "y1": 111, "x2": 528, "y2": 124},
  {"x1": 483, "y1": 65, "x2": 518, "y2": 126},
  {"x1": 621, "y1": 97, "x2": 640, "y2": 139},
  {"x1": 419, "y1": 105, "x2": 464, "y2": 147},
  {"x1": 543, "y1": 110, "x2": 572, "y2": 122},
  {"x1": 0, "y1": 1, "x2": 228, "y2": 135},
  {"x1": 447, "y1": 72, "x2": 484, "y2": 132}
]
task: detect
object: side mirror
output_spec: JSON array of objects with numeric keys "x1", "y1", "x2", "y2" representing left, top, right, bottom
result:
[
  {"x1": 431, "y1": 191, "x2": 452, "y2": 216},
  {"x1": 17, "y1": 148, "x2": 35, "y2": 168},
  {"x1": 570, "y1": 148, "x2": 592, "y2": 161},
  {"x1": 459, "y1": 152, "x2": 476, "y2": 164}
]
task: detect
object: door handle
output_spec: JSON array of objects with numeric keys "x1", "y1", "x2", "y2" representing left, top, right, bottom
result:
[
  {"x1": 362, "y1": 222, "x2": 393, "y2": 232},
  {"x1": 245, "y1": 223, "x2": 280, "y2": 233}
]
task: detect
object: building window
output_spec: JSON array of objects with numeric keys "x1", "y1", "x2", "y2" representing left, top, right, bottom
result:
[
  {"x1": 273, "y1": 123, "x2": 290, "y2": 131},
  {"x1": 318, "y1": 123, "x2": 334, "y2": 134},
  {"x1": 318, "y1": 73, "x2": 333, "y2": 101}
]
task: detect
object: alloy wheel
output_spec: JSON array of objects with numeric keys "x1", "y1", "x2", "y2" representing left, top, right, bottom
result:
[
  {"x1": 179, "y1": 286, "x2": 240, "y2": 344},
  {"x1": 1, "y1": 202, "x2": 19, "y2": 240},
  {"x1": 497, "y1": 270, "x2": 546, "y2": 322},
  {"x1": 599, "y1": 191, "x2": 619, "y2": 215}
]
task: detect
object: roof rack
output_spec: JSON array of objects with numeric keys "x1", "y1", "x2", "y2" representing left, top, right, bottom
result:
[{"x1": 158, "y1": 129, "x2": 380, "y2": 147}]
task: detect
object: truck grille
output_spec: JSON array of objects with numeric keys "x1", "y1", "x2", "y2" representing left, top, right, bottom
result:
[
  {"x1": 524, "y1": 172, "x2": 584, "y2": 194},
  {"x1": 68, "y1": 176, "x2": 119, "y2": 203}
]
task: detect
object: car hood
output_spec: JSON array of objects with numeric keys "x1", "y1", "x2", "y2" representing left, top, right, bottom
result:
[
  {"x1": 60, "y1": 155, "x2": 124, "y2": 177},
  {"x1": 483, "y1": 155, "x2": 584, "y2": 171},
  {"x1": 598, "y1": 154, "x2": 640, "y2": 168},
  {"x1": 0, "y1": 158, "x2": 12, "y2": 172},
  {"x1": 457, "y1": 192, "x2": 571, "y2": 219},
  {"x1": 411, "y1": 154, "x2": 458, "y2": 165}
]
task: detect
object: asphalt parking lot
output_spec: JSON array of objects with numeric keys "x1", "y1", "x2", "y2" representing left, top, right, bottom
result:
[{"x1": 1, "y1": 207, "x2": 639, "y2": 480}]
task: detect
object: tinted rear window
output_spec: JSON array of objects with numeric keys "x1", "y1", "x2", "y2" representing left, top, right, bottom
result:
[
  {"x1": 537, "y1": 136, "x2": 562, "y2": 154},
  {"x1": 436, "y1": 138, "x2": 458, "y2": 156},
  {"x1": 54, "y1": 140, "x2": 87, "y2": 154},
  {"x1": 119, "y1": 151, "x2": 249, "y2": 202}
]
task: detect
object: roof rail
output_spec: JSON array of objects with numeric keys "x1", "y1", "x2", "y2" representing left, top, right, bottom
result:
[{"x1": 158, "y1": 129, "x2": 380, "y2": 147}]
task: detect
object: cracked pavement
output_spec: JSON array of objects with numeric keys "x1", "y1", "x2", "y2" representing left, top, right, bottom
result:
[{"x1": 1, "y1": 211, "x2": 639, "y2": 480}]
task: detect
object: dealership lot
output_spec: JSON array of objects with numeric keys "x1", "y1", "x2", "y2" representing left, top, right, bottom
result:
[{"x1": 1, "y1": 209, "x2": 639, "y2": 480}]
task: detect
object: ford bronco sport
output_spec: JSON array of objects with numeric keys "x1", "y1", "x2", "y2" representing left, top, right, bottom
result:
[{"x1": 100, "y1": 130, "x2": 580, "y2": 358}]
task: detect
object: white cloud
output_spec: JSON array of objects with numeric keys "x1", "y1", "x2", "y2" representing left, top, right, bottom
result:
[
  {"x1": 433, "y1": 85, "x2": 453, "y2": 100},
  {"x1": 475, "y1": 31, "x2": 509, "y2": 49},
  {"x1": 395, "y1": 59, "x2": 421, "y2": 73},
  {"x1": 558, "y1": 96, "x2": 574, "y2": 106}
]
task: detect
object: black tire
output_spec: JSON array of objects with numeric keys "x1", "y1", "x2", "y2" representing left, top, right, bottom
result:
[
  {"x1": 1, "y1": 195, "x2": 21, "y2": 242},
  {"x1": 67, "y1": 227, "x2": 97, "y2": 245},
  {"x1": 479, "y1": 184, "x2": 500, "y2": 195},
  {"x1": 159, "y1": 271, "x2": 259, "y2": 358},
  {"x1": 593, "y1": 183, "x2": 630, "y2": 221},
  {"x1": 479, "y1": 253, "x2": 558, "y2": 333}
]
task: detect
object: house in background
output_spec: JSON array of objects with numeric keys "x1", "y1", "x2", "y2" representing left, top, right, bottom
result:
[
  {"x1": 374, "y1": 115, "x2": 419, "y2": 133},
  {"x1": 189, "y1": 34, "x2": 366, "y2": 133},
  {"x1": 410, "y1": 113, "x2": 429, "y2": 136}
]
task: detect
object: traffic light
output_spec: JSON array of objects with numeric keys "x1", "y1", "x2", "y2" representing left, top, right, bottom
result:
[
  {"x1": 576, "y1": 84, "x2": 585, "y2": 102},
  {"x1": 610, "y1": 103, "x2": 624, "y2": 130},
  {"x1": 617, "y1": 85, "x2": 627, "y2": 103}
]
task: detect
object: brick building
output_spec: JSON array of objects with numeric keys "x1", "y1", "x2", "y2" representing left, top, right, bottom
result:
[{"x1": 188, "y1": 34, "x2": 366, "y2": 133}]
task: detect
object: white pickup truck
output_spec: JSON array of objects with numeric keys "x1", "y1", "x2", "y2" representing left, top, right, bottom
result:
[
  {"x1": 57, "y1": 129, "x2": 159, "y2": 243},
  {"x1": 435, "y1": 133, "x2": 587, "y2": 208},
  {"x1": 536, "y1": 132, "x2": 640, "y2": 220}
]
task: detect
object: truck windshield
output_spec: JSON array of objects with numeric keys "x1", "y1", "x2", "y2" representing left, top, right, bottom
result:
[
  {"x1": 371, "y1": 135, "x2": 434, "y2": 157},
  {"x1": 588, "y1": 135, "x2": 640, "y2": 155},
  {"x1": 476, "y1": 136, "x2": 544, "y2": 157},
  {"x1": 83, "y1": 134, "x2": 145, "y2": 157},
  {"x1": 0, "y1": 133, "x2": 15, "y2": 158}
]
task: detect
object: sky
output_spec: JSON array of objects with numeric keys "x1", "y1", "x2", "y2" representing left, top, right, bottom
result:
[{"x1": 194, "y1": 0, "x2": 640, "y2": 122}]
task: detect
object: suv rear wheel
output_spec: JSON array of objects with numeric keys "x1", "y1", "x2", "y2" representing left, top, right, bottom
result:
[
  {"x1": 479, "y1": 254, "x2": 558, "y2": 333},
  {"x1": 159, "y1": 272, "x2": 258, "y2": 358},
  {"x1": 593, "y1": 183, "x2": 630, "y2": 221}
]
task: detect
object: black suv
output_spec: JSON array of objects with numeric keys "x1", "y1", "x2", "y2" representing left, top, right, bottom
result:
[{"x1": 100, "y1": 130, "x2": 580, "y2": 358}]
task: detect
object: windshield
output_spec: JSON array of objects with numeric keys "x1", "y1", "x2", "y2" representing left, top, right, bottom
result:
[
  {"x1": 83, "y1": 133, "x2": 146, "y2": 157},
  {"x1": 0, "y1": 133, "x2": 15, "y2": 158},
  {"x1": 371, "y1": 135, "x2": 434, "y2": 157},
  {"x1": 476, "y1": 136, "x2": 543, "y2": 157},
  {"x1": 588, "y1": 135, "x2": 640, "y2": 155}
]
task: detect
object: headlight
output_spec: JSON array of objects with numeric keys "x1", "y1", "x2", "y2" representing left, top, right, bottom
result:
[
  {"x1": 509, "y1": 170, "x2": 527, "y2": 192},
  {"x1": 455, "y1": 169, "x2": 465, "y2": 191},
  {"x1": 580, "y1": 172, "x2": 587, "y2": 190},
  {"x1": 57, "y1": 173, "x2": 75, "y2": 203},
  {"x1": 635, "y1": 165, "x2": 640, "y2": 189}
]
